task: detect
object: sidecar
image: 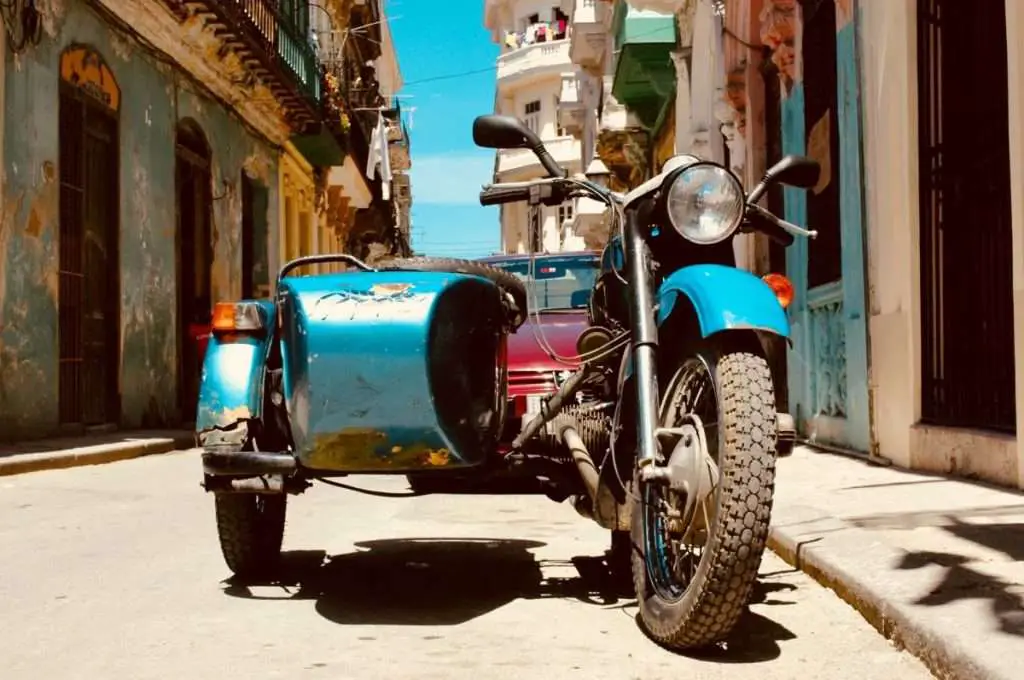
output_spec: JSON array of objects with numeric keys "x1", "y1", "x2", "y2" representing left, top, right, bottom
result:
[{"x1": 196, "y1": 256, "x2": 513, "y2": 576}]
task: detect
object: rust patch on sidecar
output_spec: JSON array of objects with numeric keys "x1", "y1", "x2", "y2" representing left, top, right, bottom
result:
[
  {"x1": 370, "y1": 282, "x2": 414, "y2": 296},
  {"x1": 424, "y1": 449, "x2": 450, "y2": 466},
  {"x1": 306, "y1": 429, "x2": 455, "y2": 471}
]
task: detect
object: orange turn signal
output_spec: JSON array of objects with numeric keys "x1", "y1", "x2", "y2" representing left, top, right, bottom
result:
[
  {"x1": 762, "y1": 273, "x2": 794, "y2": 309},
  {"x1": 211, "y1": 301, "x2": 265, "y2": 333}
]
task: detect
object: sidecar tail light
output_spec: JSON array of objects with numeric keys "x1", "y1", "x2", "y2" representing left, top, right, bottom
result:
[
  {"x1": 762, "y1": 273, "x2": 794, "y2": 309},
  {"x1": 212, "y1": 302, "x2": 265, "y2": 333}
]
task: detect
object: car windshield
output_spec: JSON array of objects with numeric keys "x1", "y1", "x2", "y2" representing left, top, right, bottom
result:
[{"x1": 487, "y1": 255, "x2": 599, "y2": 311}]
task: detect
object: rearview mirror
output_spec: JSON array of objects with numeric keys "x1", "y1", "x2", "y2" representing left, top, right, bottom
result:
[
  {"x1": 747, "y1": 155, "x2": 821, "y2": 204},
  {"x1": 473, "y1": 115, "x2": 541, "y2": 150},
  {"x1": 767, "y1": 155, "x2": 821, "y2": 189}
]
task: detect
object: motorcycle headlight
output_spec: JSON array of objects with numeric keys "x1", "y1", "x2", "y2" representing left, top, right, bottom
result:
[{"x1": 664, "y1": 163, "x2": 745, "y2": 245}]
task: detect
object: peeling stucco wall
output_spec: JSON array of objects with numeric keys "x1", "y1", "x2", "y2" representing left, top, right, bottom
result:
[{"x1": 0, "y1": 0, "x2": 280, "y2": 440}]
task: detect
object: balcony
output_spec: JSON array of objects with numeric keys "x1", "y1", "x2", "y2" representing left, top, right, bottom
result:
[
  {"x1": 558, "y1": 73, "x2": 585, "y2": 136},
  {"x1": 497, "y1": 39, "x2": 572, "y2": 90},
  {"x1": 611, "y1": 2, "x2": 678, "y2": 129},
  {"x1": 496, "y1": 135, "x2": 582, "y2": 181},
  {"x1": 569, "y1": 0, "x2": 612, "y2": 73},
  {"x1": 162, "y1": 0, "x2": 322, "y2": 130}
]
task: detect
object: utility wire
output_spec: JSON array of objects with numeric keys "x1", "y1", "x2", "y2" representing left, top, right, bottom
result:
[{"x1": 402, "y1": 65, "x2": 498, "y2": 87}]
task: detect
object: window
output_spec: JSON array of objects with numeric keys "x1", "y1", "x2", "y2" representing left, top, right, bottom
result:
[
  {"x1": 489, "y1": 254, "x2": 599, "y2": 311},
  {"x1": 557, "y1": 202, "x2": 574, "y2": 225},
  {"x1": 555, "y1": 95, "x2": 565, "y2": 136},
  {"x1": 521, "y1": 13, "x2": 539, "y2": 31},
  {"x1": 524, "y1": 100, "x2": 540, "y2": 134}
]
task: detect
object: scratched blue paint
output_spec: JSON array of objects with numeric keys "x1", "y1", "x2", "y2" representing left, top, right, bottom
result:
[
  {"x1": 656, "y1": 264, "x2": 790, "y2": 338},
  {"x1": 782, "y1": 15, "x2": 870, "y2": 452},
  {"x1": 277, "y1": 270, "x2": 499, "y2": 472},
  {"x1": 194, "y1": 301, "x2": 275, "y2": 432}
]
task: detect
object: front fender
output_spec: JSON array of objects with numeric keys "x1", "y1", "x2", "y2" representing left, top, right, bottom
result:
[
  {"x1": 656, "y1": 264, "x2": 789, "y2": 339},
  {"x1": 195, "y1": 300, "x2": 276, "y2": 433}
]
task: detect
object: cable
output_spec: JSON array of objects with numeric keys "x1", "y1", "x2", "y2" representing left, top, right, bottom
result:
[
  {"x1": 315, "y1": 477, "x2": 426, "y2": 497},
  {"x1": 402, "y1": 65, "x2": 498, "y2": 87}
]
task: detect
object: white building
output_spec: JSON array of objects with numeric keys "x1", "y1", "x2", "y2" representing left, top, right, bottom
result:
[{"x1": 484, "y1": 0, "x2": 587, "y2": 253}]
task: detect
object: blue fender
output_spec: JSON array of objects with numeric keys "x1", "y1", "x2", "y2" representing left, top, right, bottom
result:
[
  {"x1": 656, "y1": 264, "x2": 789, "y2": 339},
  {"x1": 194, "y1": 300, "x2": 276, "y2": 432}
]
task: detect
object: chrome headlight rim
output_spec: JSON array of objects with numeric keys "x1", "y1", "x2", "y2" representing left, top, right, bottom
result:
[{"x1": 662, "y1": 161, "x2": 745, "y2": 246}]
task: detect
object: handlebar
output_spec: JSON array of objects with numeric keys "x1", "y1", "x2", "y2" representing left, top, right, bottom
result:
[
  {"x1": 745, "y1": 203, "x2": 818, "y2": 243},
  {"x1": 479, "y1": 177, "x2": 581, "y2": 207},
  {"x1": 480, "y1": 184, "x2": 533, "y2": 206}
]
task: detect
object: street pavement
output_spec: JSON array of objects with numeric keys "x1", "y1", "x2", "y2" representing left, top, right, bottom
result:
[{"x1": 0, "y1": 450, "x2": 934, "y2": 680}]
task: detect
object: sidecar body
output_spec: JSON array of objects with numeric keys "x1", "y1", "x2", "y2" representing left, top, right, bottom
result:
[{"x1": 197, "y1": 267, "x2": 509, "y2": 482}]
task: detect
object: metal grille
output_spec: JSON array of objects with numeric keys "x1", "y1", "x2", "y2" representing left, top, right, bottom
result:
[
  {"x1": 58, "y1": 86, "x2": 120, "y2": 426},
  {"x1": 917, "y1": 0, "x2": 1015, "y2": 432}
]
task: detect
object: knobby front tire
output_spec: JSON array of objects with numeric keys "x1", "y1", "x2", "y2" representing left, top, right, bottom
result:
[{"x1": 631, "y1": 349, "x2": 777, "y2": 649}]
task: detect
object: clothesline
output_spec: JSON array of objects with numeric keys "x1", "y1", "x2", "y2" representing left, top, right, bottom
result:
[{"x1": 503, "y1": 19, "x2": 569, "y2": 50}]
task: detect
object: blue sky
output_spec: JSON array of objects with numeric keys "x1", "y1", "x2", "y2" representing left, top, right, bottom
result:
[{"x1": 388, "y1": 0, "x2": 502, "y2": 259}]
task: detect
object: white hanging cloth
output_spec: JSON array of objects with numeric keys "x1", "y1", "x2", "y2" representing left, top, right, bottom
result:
[{"x1": 365, "y1": 111, "x2": 393, "y2": 201}]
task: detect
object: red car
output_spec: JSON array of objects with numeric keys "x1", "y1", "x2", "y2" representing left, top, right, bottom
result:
[{"x1": 478, "y1": 251, "x2": 600, "y2": 446}]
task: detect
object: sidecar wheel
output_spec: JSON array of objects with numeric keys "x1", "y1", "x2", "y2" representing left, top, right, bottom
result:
[
  {"x1": 214, "y1": 493, "x2": 287, "y2": 579},
  {"x1": 631, "y1": 349, "x2": 777, "y2": 650},
  {"x1": 376, "y1": 256, "x2": 528, "y2": 327}
]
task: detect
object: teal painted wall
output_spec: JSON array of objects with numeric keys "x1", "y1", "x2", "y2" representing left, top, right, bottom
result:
[
  {"x1": 781, "y1": 84, "x2": 809, "y2": 419},
  {"x1": 782, "y1": 14, "x2": 870, "y2": 452},
  {"x1": 835, "y1": 19, "x2": 870, "y2": 452},
  {"x1": 0, "y1": 0, "x2": 280, "y2": 441}
]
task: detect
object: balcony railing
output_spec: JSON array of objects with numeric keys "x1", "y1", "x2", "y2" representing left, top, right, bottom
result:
[{"x1": 163, "y1": 0, "x2": 322, "y2": 127}]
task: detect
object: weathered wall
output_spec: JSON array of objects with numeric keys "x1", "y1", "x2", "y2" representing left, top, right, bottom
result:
[{"x1": 0, "y1": 0, "x2": 279, "y2": 440}]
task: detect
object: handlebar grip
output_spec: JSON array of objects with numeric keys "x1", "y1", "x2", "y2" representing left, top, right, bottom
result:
[{"x1": 479, "y1": 184, "x2": 532, "y2": 206}]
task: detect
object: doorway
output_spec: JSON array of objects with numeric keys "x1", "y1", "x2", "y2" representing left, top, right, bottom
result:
[
  {"x1": 917, "y1": 0, "x2": 1014, "y2": 432},
  {"x1": 175, "y1": 120, "x2": 213, "y2": 424},
  {"x1": 784, "y1": 0, "x2": 871, "y2": 451},
  {"x1": 58, "y1": 48, "x2": 121, "y2": 428}
]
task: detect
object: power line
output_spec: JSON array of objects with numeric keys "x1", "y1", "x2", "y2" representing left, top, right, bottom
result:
[{"x1": 402, "y1": 65, "x2": 497, "y2": 87}]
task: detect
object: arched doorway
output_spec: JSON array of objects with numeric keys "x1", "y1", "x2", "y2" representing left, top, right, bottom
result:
[
  {"x1": 58, "y1": 45, "x2": 121, "y2": 427},
  {"x1": 175, "y1": 119, "x2": 213, "y2": 424}
]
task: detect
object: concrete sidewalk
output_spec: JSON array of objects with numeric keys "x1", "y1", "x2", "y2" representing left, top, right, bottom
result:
[
  {"x1": 0, "y1": 430, "x2": 196, "y2": 476},
  {"x1": 768, "y1": 445, "x2": 1024, "y2": 680}
]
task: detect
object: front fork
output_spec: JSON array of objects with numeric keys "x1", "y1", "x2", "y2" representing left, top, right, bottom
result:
[{"x1": 623, "y1": 210, "x2": 662, "y2": 470}]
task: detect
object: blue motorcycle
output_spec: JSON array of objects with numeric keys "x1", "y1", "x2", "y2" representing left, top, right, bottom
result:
[{"x1": 195, "y1": 113, "x2": 820, "y2": 651}]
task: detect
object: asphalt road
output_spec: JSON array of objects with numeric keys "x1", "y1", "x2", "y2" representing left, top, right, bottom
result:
[{"x1": 0, "y1": 450, "x2": 934, "y2": 680}]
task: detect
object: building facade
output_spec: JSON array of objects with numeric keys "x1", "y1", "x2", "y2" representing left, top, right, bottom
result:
[
  {"x1": 594, "y1": 0, "x2": 1024, "y2": 491},
  {"x1": 484, "y1": 0, "x2": 586, "y2": 254},
  {"x1": 0, "y1": 0, "x2": 407, "y2": 442}
]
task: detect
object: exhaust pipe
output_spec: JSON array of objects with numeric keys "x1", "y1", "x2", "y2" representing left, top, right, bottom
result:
[
  {"x1": 559, "y1": 422, "x2": 629, "y2": 531},
  {"x1": 561, "y1": 424, "x2": 601, "y2": 503}
]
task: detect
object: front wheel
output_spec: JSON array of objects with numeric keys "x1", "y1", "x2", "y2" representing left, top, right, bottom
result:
[{"x1": 631, "y1": 348, "x2": 777, "y2": 649}]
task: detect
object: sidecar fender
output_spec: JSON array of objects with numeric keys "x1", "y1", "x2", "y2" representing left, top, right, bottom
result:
[
  {"x1": 656, "y1": 264, "x2": 790, "y2": 340},
  {"x1": 195, "y1": 300, "x2": 276, "y2": 435}
]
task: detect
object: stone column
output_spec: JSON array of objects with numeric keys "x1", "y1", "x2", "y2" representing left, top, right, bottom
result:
[
  {"x1": 671, "y1": 50, "x2": 693, "y2": 155},
  {"x1": 689, "y1": 0, "x2": 727, "y2": 162}
]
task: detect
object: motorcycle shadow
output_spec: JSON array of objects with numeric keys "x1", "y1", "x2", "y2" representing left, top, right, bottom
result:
[
  {"x1": 222, "y1": 538, "x2": 798, "y2": 661},
  {"x1": 222, "y1": 537, "x2": 631, "y2": 626}
]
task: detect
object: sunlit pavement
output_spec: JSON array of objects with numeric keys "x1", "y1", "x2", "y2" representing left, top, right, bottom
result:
[{"x1": 0, "y1": 450, "x2": 933, "y2": 679}]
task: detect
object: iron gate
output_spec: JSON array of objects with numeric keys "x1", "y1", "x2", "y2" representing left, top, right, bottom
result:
[
  {"x1": 917, "y1": 0, "x2": 1015, "y2": 432},
  {"x1": 58, "y1": 85, "x2": 120, "y2": 426}
]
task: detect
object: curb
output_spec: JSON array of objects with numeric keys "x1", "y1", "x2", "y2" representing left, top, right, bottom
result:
[
  {"x1": 0, "y1": 434, "x2": 196, "y2": 477},
  {"x1": 767, "y1": 526, "x2": 992, "y2": 680}
]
